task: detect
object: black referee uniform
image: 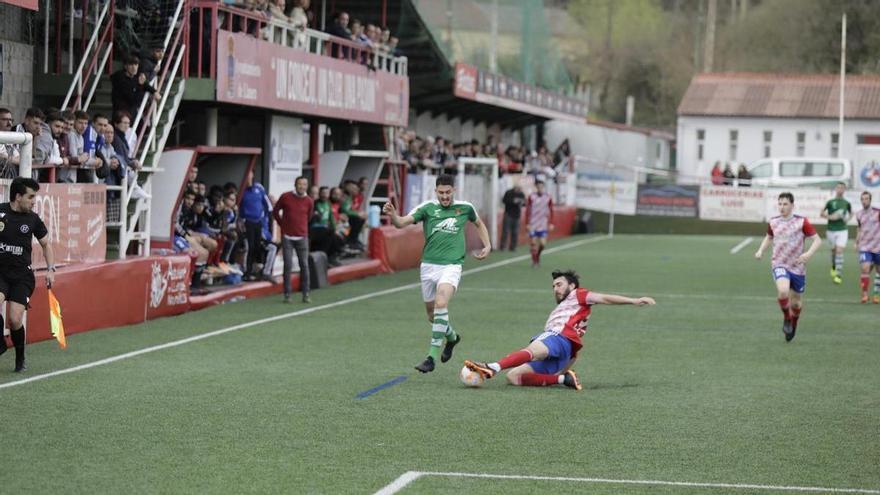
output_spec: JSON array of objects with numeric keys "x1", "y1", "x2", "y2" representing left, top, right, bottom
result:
[{"x1": 0, "y1": 201, "x2": 49, "y2": 371}]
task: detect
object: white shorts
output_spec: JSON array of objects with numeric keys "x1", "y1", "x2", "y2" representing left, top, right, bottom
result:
[
  {"x1": 826, "y1": 230, "x2": 848, "y2": 248},
  {"x1": 420, "y1": 263, "x2": 462, "y2": 302}
]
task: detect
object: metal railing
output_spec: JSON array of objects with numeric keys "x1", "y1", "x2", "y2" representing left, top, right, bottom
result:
[
  {"x1": 59, "y1": 0, "x2": 114, "y2": 111},
  {"x1": 186, "y1": 1, "x2": 408, "y2": 79}
]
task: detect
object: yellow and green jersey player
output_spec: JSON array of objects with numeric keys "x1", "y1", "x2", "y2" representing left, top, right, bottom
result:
[
  {"x1": 383, "y1": 174, "x2": 491, "y2": 373},
  {"x1": 820, "y1": 182, "x2": 852, "y2": 284}
]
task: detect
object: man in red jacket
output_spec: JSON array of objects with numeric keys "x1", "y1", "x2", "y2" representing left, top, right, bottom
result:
[{"x1": 273, "y1": 176, "x2": 314, "y2": 303}]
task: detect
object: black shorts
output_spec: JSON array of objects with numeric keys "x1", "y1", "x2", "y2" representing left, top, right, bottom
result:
[{"x1": 0, "y1": 266, "x2": 35, "y2": 306}]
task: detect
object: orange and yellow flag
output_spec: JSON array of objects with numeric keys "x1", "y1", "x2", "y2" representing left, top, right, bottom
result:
[{"x1": 48, "y1": 289, "x2": 67, "y2": 349}]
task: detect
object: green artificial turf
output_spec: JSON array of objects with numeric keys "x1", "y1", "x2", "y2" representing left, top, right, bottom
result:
[{"x1": 0, "y1": 234, "x2": 877, "y2": 494}]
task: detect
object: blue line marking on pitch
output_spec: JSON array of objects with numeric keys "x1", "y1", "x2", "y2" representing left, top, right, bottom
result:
[{"x1": 355, "y1": 375, "x2": 408, "y2": 400}]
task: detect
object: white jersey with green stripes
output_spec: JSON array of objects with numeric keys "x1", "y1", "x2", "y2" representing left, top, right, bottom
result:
[{"x1": 409, "y1": 200, "x2": 479, "y2": 265}]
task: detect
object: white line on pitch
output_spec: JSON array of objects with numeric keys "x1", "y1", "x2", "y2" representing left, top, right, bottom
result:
[
  {"x1": 0, "y1": 235, "x2": 610, "y2": 391},
  {"x1": 373, "y1": 471, "x2": 880, "y2": 494},
  {"x1": 730, "y1": 237, "x2": 754, "y2": 254}
]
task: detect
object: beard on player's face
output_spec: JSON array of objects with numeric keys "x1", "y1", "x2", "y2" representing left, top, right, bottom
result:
[{"x1": 554, "y1": 283, "x2": 573, "y2": 303}]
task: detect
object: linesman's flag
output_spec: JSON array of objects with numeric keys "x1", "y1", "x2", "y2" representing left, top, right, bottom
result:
[{"x1": 48, "y1": 289, "x2": 67, "y2": 349}]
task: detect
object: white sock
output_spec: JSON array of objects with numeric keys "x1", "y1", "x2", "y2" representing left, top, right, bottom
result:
[
  {"x1": 488, "y1": 362, "x2": 501, "y2": 372},
  {"x1": 557, "y1": 375, "x2": 565, "y2": 384}
]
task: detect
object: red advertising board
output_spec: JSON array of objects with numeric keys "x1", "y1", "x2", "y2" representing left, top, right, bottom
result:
[
  {"x1": 0, "y1": 181, "x2": 106, "y2": 267},
  {"x1": 2, "y1": 0, "x2": 39, "y2": 11},
  {"x1": 216, "y1": 30, "x2": 409, "y2": 126},
  {"x1": 453, "y1": 63, "x2": 587, "y2": 123}
]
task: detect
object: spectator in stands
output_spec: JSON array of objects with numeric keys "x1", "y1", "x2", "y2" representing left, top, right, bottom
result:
[
  {"x1": 710, "y1": 161, "x2": 723, "y2": 185},
  {"x1": 310, "y1": 186, "x2": 342, "y2": 266},
  {"x1": 187, "y1": 166, "x2": 200, "y2": 193},
  {"x1": 83, "y1": 113, "x2": 110, "y2": 182},
  {"x1": 240, "y1": 170, "x2": 273, "y2": 280},
  {"x1": 66, "y1": 110, "x2": 102, "y2": 183},
  {"x1": 98, "y1": 125, "x2": 125, "y2": 221},
  {"x1": 139, "y1": 46, "x2": 165, "y2": 84},
  {"x1": 357, "y1": 177, "x2": 369, "y2": 198},
  {"x1": 289, "y1": 0, "x2": 310, "y2": 48},
  {"x1": 308, "y1": 184, "x2": 319, "y2": 201},
  {"x1": 273, "y1": 176, "x2": 313, "y2": 303},
  {"x1": 722, "y1": 163, "x2": 735, "y2": 186},
  {"x1": 737, "y1": 163, "x2": 752, "y2": 187},
  {"x1": 553, "y1": 139, "x2": 571, "y2": 168},
  {"x1": 329, "y1": 186, "x2": 351, "y2": 254},
  {"x1": 111, "y1": 55, "x2": 159, "y2": 118},
  {"x1": 0, "y1": 108, "x2": 20, "y2": 178},
  {"x1": 326, "y1": 11, "x2": 352, "y2": 58},
  {"x1": 112, "y1": 111, "x2": 149, "y2": 199},
  {"x1": 387, "y1": 36, "x2": 401, "y2": 57},
  {"x1": 501, "y1": 184, "x2": 526, "y2": 252},
  {"x1": 42, "y1": 112, "x2": 66, "y2": 181},
  {"x1": 351, "y1": 19, "x2": 367, "y2": 45},
  {"x1": 220, "y1": 191, "x2": 246, "y2": 265}
]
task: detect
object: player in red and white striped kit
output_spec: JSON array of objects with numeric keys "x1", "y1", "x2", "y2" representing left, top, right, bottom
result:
[
  {"x1": 464, "y1": 269, "x2": 655, "y2": 390},
  {"x1": 754, "y1": 192, "x2": 822, "y2": 342},
  {"x1": 855, "y1": 191, "x2": 880, "y2": 304},
  {"x1": 526, "y1": 180, "x2": 553, "y2": 267}
]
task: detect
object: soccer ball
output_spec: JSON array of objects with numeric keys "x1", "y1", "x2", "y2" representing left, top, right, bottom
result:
[{"x1": 460, "y1": 365, "x2": 484, "y2": 387}]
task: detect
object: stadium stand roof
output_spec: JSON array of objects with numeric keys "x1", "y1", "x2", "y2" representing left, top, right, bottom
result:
[{"x1": 678, "y1": 72, "x2": 880, "y2": 120}]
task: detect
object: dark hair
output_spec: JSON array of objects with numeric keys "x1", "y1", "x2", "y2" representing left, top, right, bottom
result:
[
  {"x1": 0, "y1": 107, "x2": 11, "y2": 115},
  {"x1": 435, "y1": 174, "x2": 455, "y2": 187},
  {"x1": 124, "y1": 55, "x2": 139, "y2": 65},
  {"x1": 193, "y1": 194, "x2": 206, "y2": 204},
  {"x1": 92, "y1": 112, "x2": 108, "y2": 123},
  {"x1": 224, "y1": 191, "x2": 237, "y2": 200},
  {"x1": 73, "y1": 110, "x2": 89, "y2": 121},
  {"x1": 223, "y1": 182, "x2": 238, "y2": 193},
  {"x1": 551, "y1": 269, "x2": 580, "y2": 288},
  {"x1": 535, "y1": 180, "x2": 545, "y2": 186},
  {"x1": 25, "y1": 107, "x2": 45, "y2": 120},
  {"x1": 862, "y1": 191, "x2": 872, "y2": 199},
  {"x1": 184, "y1": 190, "x2": 196, "y2": 198},
  {"x1": 295, "y1": 176, "x2": 308, "y2": 184},
  {"x1": 61, "y1": 109, "x2": 75, "y2": 121},
  {"x1": 46, "y1": 112, "x2": 64, "y2": 124},
  {"x1": 837, "y1": 181, "x2": 847, "y2": 187},
  {"x1": 778, "y1": 192, "x2": 794, "y2": 203},
  {"x1": 10, "y1": 177, "x2": 39, "y2": 202},
  {"x1": 113, "y1": 110, "x2": 132, "y2": 125}
]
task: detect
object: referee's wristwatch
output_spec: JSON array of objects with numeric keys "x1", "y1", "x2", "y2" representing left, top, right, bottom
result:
[{"x1": 47, "y1": 265, "x2": 57, "y2": 272}]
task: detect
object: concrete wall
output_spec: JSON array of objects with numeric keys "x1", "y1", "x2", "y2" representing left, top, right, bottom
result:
[
  {"x1": 676, "y1": 116, "x2": 880, "y2": 181},
  {"x1": 0, "y1": 28, "x2": 34, "y2": 120}
]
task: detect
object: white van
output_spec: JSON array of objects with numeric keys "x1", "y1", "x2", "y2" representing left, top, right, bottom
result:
[{"x1": 746, "y1": 157, "x2": 851, "y2": 188}]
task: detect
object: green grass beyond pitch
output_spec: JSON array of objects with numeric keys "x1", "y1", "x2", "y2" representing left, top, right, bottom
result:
[{"x1": 0, "y1": 234, "x2": 877, "y2": 494}]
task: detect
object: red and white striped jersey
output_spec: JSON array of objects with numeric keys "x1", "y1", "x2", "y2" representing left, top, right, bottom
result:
[
  {"x1": 856, "y1": 207, "x2": 880, "y2": 253},
  {"x1": 543, "y1": 287, "x2": 597, "y2": 354},
  {"x1": 767, "y1": 215, "x2": 817, "y2": 275},
  {"x1": 526, "y1": 192, "x2": 553, "y2": 232}
]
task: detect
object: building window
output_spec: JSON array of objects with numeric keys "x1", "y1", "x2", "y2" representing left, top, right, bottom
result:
[
  {"x1": 729, "y1": 130, "x2": 738, "y2": 161},
  {"x1": 697, "y1": 129, "x2": 705, "y2": 161},
  {"x1": 831, "y1": 133, "x2": 839, "y2": 158},
  {"x1": 763, "y1": 131, "x2": 772, "y2": 158},
  {"x1": 796, "y1": 131, "x2": 806, "y2": 157}
]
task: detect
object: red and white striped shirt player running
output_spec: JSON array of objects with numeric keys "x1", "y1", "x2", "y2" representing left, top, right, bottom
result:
[
  {"x1": 855, "y1": 191, "x2": 880, "y2": 303},
  {"x1": 464, "y1": 269, "x2": 655, "y2": 390},
  {"x1": 526, "y1": 180, "x2": 554, "y2": 267},
  {"x1": 754, "y1": 192, "x2": 822, "y2": 342}
]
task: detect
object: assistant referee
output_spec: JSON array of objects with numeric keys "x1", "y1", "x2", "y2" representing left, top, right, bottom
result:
[{"x1": 0, "y1": 177, "x2": 55, "y2": 372}]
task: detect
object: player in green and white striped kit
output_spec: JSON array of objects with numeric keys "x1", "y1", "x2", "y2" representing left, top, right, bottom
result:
[
  {"x1": 383, "y1": 175, "x2": 491, "y2": 373},
  {"x1": 820, "y1": 182, "x2": 852, "y2": 285}
]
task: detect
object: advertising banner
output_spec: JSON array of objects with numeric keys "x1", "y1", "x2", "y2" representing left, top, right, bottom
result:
[
  {"x1": 763, "y1": 188, "x2": 861, "y2": 226},
  {"x1": 453, "y1": 63, "x2": 587, "y2": 123},
  {"x1": 217, "y1": 30, "x2": 408, "y2": 127},
  {"x1": 267, "y1": 115, "x2": 303, "y2": 200},
  {"x1": 0, "y1": 181, "x2": 106, "y2": 267},
  {"x1": 699, "y1": 186, "x2": 765, "y2": 222},
  {"x1": 575, "y1": 175, "x2": 637, "y2": 215},
  {"x1": 146, "y1": 256, "x2": 192, "y2": 319},
  {"x1": 636, "y1": 184, "x2": 699, "y2": 217}
]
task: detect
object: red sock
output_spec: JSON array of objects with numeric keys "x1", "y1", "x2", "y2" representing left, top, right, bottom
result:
[
  {"x1": 519, "y1": 373, "x2": 560, "y2": 387},
  {"x1": 497, "y1": 350, "x2": 533, "y2": 370},
  {"x1": 861, "y1": 275, "x2": 870, "y2": 292},
  {"x1": 790, "y1": 306, "x2": 802, "y2": 328},
  {"x1": 778, "y1": 298, "x2": 790, "y2": 320}
]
